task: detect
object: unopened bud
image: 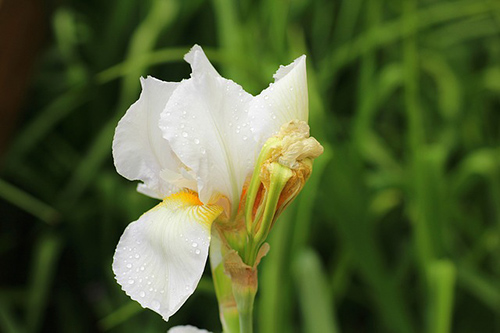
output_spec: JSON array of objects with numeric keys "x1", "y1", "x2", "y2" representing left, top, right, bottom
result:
[{"x1": 243, "y1": 120, "x2": 323, "y2": 265}]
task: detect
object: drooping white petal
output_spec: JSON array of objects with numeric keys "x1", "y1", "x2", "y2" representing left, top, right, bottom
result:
[
  {"x1": 112, "y1": 191, "x2": 223, "y2": 321},
  {"x1": 167, "y1": 325, "x2": 212, "y2": 333},
  {"x1": 113, "y1": 76, "x2": 186, "y2": 199},
  {"x1": 160, "y1": 47, "x2": 257, "y2": 208},
  {"x1": 249, "y1": 55, "x2": 309, "y2": 147}
]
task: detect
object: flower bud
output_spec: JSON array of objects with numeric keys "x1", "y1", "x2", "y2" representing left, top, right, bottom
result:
[{"x1": 243, "y1": 120, "x2": 323, "y2": 265}]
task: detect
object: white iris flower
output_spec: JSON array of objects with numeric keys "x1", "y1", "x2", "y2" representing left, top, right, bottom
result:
[{"x1": 112, "y1": 45, "x2": 309, "y2": 321}]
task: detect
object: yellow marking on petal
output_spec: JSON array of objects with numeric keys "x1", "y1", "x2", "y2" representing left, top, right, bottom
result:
[
  {"x1": 166, "y1": 190, "x2": 204, "y2": 207},
  {"x1": 150, "y1": 190, "x2": 223, "y2": 230}
]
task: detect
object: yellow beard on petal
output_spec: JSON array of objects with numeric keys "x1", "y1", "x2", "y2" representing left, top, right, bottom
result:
[
  {"x1": 166, "y1": 190, "x2": 204, "y2": 207},
  {"x1": 150, "y1": 190, "x2": 223, "y2": 229}
]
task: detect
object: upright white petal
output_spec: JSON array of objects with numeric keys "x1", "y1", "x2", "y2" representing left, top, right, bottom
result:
[
  {"x1": 184, "y1": 44, "x2": 220, "y2": 78},
  {"x1": 113, "y1": 191, "x2": 223, "y2": 321},
  {"x1": 167, "y1": 325, "x2": 212, "y2": 333},
  {"x1": 113, "y1": 76, "x2": 185, "y2": 199},
  {"x1": 160, "y1": 47, "x2": 257, "y2": 208},
  {"x1": 249, "y1": 55, "x2": 309, "y2": 147}
]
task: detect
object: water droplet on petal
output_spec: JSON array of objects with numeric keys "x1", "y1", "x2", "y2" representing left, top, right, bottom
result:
[
  {"x1": 243, "y1": 136, "x2": 248, "y2": 140},
  {"x1": 182, "y1": 132, "x2": 188, "y2": 138},
  {"x1": 126, "y1": 263, "x2": 132, "y2": 269},
  {"x1": 194, "y1": 138, "x2": 200, "y2": 144},
  {"x1": 264, "y1": 95, "x2": 269, "y2": 100},
  {"x1": 128, "y1": 279, "x2": 135, "y2": 285},
  {"x1": 134, "y1": 254, "x2": 140, "y2": 259},
  {"x1": 192, "y1": 242, "x2": 198, "y2": 248},
  {"x1": 195, "y1": 249, "x2": 201, "y2": 255},
  {"x1": 139, "y1": 291, "x2": 145, "y2": 297}
]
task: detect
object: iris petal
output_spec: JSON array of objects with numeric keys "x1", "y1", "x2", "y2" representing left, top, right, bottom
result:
[
  {"x1": 113, "y1": 76, "x2": 186, "y2": 199},
  {"x1": 112, "y1": 191, "x2": 223, "y2": 321},
  {"x1": 160, "y1": 46, "x2": 256, "y2": 209},
  {"x1": 167, "y1": 326, "x2": 212, "y2": 333},
  {"x1": 249, "y1": 55, "x2": 309, "y2": 147}
]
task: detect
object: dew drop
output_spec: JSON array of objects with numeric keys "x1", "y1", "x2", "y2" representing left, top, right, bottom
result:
[
  {"x1": 289, "y1": 86, "x2": 294, "y2": 91},
  {"x1": 139, "y1": 291, "x2": 146, "y2": 297},
  {"x1": 264, "y1": 95, "x2": 269, "y2": 100},
  {"x1": 200, "y1": 147, "x2": 206, "y2": 154},
  {"x1": 140, "y1": 266, "x2": 145, "y2": 271},
  {"x1": 126, "y1": 263, "x2": 132, "y2": 269},
  {"x1": 243, "y1": 136, "x2": 248, "y2": 141},
  {"x1": 194, "y1": 138, "x2": 200, "y2": 144},
  {"x1": 182, "y1": 132, "x2": 188, "y2": 138},
  {"x1": 195, "y1": 249, "x2": 201, "y2": 255},
  {"x1": 191, "y1": 242, "x2": 198, "y2": 248},
  {"x1": 134, "y1": 254, "x2": 140, "y2": 259},
  {"x1": 128, "y1": 279, "x2": 135, "y2": 285}
]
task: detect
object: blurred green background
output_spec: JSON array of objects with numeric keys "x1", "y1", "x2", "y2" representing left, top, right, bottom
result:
[{"x1": 1, "y1": 0, "x2": 499, "y2": 332}]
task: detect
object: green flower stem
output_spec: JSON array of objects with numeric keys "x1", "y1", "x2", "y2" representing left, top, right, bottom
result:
[
  {"x1": 233, "y1": 284, "x2": 257, "y2": 333},
  {"x1": 210, "y1": 238, "x2": 240, "y2": 333}
]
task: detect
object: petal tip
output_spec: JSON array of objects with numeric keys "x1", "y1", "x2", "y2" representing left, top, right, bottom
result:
[
  {"x1": 184, "y1": 44, "x2": 204, "y2": 64},
  {"x1": 273, "y1": 55, "x2": 307, "y2": 81}
]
